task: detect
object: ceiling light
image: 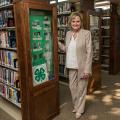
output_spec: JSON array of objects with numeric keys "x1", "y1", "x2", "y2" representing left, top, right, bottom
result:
[
  {"x1": 58, "y1": 0, "x2": 68, "y2": 2},
  {"x1": 95, "y1": 0, "x2": 110, "y2": 5}
]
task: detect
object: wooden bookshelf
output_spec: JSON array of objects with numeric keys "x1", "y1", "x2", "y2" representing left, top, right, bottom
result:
[
  {"x1": 57, "y1": 1, "x2": 72, "y2": 79},
  {"x1": 83, "y1": 10, "x2": 101, "y2": 94},
  {"x1": 99, "y1": 3, "x2": 120, "y2": 74},
  {"x1": 0, "y1": 0, "x2": 20, "y2": 109}
]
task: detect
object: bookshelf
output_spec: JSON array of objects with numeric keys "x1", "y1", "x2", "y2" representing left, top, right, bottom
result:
[
  {"x1": 99, "y1": 3, "x2": 120, "y2": 74},
  {"x1": 0, "y1": 0, "x2": 20, "y2": 108},
  {"x1": 100, "y1": 15, "x2": 110, "y2": 72},
  {"x1": 57, "y1": 1, "x2": 72, "y2": 78},
  {"x1": 83, "y1": 10, "x2": 101, "y2": 93}
]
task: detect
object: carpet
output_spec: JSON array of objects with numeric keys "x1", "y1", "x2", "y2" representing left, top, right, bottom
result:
[{"x1": 0, "y1": 108, "x2": 15, "y2": 120}]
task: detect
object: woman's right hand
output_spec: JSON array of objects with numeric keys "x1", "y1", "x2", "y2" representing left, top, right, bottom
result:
[
  {"x1": 82, "y1": 73, "x2": 90, "y2": 80},
  {"x1": 58, "y1": 41, "x2": 66, "y2": 52}
]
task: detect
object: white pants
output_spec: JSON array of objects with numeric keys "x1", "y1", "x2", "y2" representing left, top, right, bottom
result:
[{"x1": 69, "y1": 69, "x2": 88, "y2": 114}]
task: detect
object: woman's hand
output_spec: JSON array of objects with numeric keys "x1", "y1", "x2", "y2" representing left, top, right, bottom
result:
[
  {"x1": 58, "y1": 41, "x2": 66, "y2": 52},
  {"x1": 82, "y1": 73, "x2": 90, "y2": 80}
]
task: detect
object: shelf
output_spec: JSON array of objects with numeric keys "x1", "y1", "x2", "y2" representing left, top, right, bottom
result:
[
  {"x1": 57, "y1": 11, "x2": 71, "y2": 15},
  {"x1": 0, "y1": 4, "x2": 13, "y2": 10},
  {"x1": 58, "y1": 51, "x2": 65, "y2": 54},
  {"x1": 101, "y1": 26, "x2": 110, "y2": 29},
  {"x1": 59, "y1": 73, "x2": 68, "y2": 78},
  {"x1": 102, "y1": 45, "x2": 110, "y2": 48},
  {"x1": 101, "y1": 64, "x2": 109, "y2": 67},
  {"x1": 101, "y1": 55, "x2": 109, "y2": 57},
  {"x1": 0, "y1": 26, "x2": 15, "y2": 30},
  {"x1": 0, "y1": 47, "x2": 17, "y2": 51},
  {"x1": 101, "y1": 36, "x2": 110, "y2": 38},
  {"x1": 90, "y1": 27, "x2": 99, "y2": 30},
  {"x1": 58, "y1": 39, "x2": 64, "y2": 42},
  {"x1": 58, "y1": 37, "x2": 65, "y2": 41},
  {"x1": 101, "y1": 69, "x2": 109, "y2": 73},
  {"x1": 0, "y1": 94, "x2": 21, "y2": 108},
  {"x1": 0, "y1": 64, "x2": 18, "y2": 72},
  {"x1": 0, "y1": 80, "x2": 20, "y2": 91},
  {"x1": 59, "y1": 63, "x2": 65, "y2": 66},
  {"x1": 101, "y1": 16, "x2": 110, "y2": 19},
  {"x1": 58, "y1": 25, "x2": 69, "y2": 28}
]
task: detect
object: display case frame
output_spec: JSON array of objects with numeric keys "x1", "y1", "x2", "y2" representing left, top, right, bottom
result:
[{"x1": 13, "y1": 0, "x2": 59, "y2": 120}]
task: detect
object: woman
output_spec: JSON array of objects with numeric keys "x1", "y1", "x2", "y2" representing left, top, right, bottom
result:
[{"x1": 58, "y1": 12, "x2": 93, "y2": 119}]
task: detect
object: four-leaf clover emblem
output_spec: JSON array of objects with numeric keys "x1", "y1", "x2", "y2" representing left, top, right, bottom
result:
[{"x1": 34, "y1": 67, "x2": 46, "y2": 82}]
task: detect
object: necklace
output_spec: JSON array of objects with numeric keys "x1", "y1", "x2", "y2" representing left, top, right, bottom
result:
[{"x1": 73, "y1": 33, "x2": 77, "y2": 40}]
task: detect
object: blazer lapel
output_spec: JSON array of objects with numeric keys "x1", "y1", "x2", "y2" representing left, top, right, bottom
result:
[
  {"x1": 76, "y1": 29, "x2": 83, "y2": 47},
  {"x1": 66, "y1": 31, "x2": 72, "y2": 47}
]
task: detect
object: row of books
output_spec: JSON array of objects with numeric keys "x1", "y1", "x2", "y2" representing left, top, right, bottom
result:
[
  {"x1": 0, "y1": 66, "x2": 19, "y2": 88},
  {"x1": 0, "y1": 10, "x2": 14, "y2": 27},
  {"x1": 59, "y1": 65, "x2": 65, "y2": 76},
  {"x1": 101, "y1": 48, "x2": 109, "y2": 55},
  {"x1": 90, "y1": 15, "x2": 99, "y2": 28},
  {"x1": 90, "y1": 28, "x2": 100, "y2": 62},
  {"x1": 102, "y1": 38, "x2": 109, "y2": 46},
  {"x1": 59, "y1": 54, "x2": 65, "y2": 65},
  {"x1": 0, "y1": 0, "x2": 13, "y2": 6},
  {"x1": 0, "y1": 83, "x2": 20, "y2": 104},
  {"x1": 57, "y1": 2, "x2": 71, "y2": 13},
  {"x1": 0, "y1": 30, "x2": 16, "y2": 48},
  {"x1": 58, "y1": 29, "x2": 67, "y2": 38},
  {"x1": 101, "y1": 29, "x2": 110, "y2": 36},
  {"x1": 58, "y1": 16, "x2": 69, "y2": 27},
  {"x1": 0, "y1": 50, "x2": 18, "y2": 68},
  {"x1": 101, "y1": 58, "x2": 109, "y2": 65}
]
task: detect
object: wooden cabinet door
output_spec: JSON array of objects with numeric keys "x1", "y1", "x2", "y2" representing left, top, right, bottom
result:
[{"x1": 14, "y1": 1, "x2": 59, "y2": 120}]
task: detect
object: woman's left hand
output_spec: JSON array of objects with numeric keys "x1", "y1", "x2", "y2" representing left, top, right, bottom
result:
[{"x1": 83, "y1": 73, "x2": 90, "y2": 80}]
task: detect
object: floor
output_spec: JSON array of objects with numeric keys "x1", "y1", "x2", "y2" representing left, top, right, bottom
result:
[
  {"x1": 54, "y1": 71, "x2": 120, "y2": 120},
  {"x1": 0, "y1": 71, "x2": 120, "y2": 120},
  {"x1": 0, "y1": 107, "x2": 15, "y2": 120},
  {"x1": 0, "y1": 97, "x2": 21, "y2": 120}
]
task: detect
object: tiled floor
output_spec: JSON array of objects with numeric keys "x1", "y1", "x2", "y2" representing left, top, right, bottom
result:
[{"x1": 0, "y1": 71, "x2": 120, "y2": 120}]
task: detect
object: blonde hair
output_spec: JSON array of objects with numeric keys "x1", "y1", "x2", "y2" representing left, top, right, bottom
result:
[{"x1": 68, "y1": 12, "x2": 83, "y2": 29}]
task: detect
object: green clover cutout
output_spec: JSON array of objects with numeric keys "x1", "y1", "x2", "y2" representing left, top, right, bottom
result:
[{"x1": 34, "y1": 67, "x2": 46, "y2": 82}]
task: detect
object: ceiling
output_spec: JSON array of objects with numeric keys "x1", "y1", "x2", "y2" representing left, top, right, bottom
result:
[
  {"x1": 108, "y1": 0, "x2": 120, "y2": 3},
  {"x1": 54, "y1": 0, "x2": 120, "y2": 4},
  {"x1": 96, "y1": 0, "x2": 120, "y2": 4}
]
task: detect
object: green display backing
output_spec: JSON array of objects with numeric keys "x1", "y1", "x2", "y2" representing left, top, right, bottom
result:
[{"x1": 29, "y1": 9, "x2": 54, "y2": 86}]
